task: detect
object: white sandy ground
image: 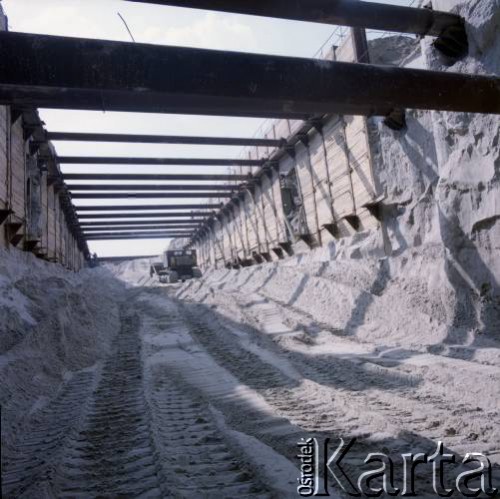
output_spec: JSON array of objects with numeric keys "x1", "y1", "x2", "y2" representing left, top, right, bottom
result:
[{"x1": 1, "y1": 246, "x2": 499, "y2": 497}]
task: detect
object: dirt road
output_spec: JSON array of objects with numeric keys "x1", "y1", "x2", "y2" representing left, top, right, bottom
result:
[{"x1": 3, "y1": 282, "x2": 499, "y2": 497}]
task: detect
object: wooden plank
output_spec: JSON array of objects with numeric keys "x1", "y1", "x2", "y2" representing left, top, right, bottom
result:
[
  {"x1": 0, "y1": 106, "x2": 8, "y2": 208},
  {"x1": 295, "y1": 141, "x2": 319, "y2": 239},
  {"x1": 253, "y1": 183, "x2": 270, "y2": 255},
  {"x1": 308, "y1": 131, "x2": 335, "y2": 229},
  {"x1": 10, "y1": 119, "x2": 26, "y2": 219},
  {"x1": 232, "y1": 203, "x2": 247, "y2": 260},
  {"x1": 261, "y1": 172, "x2": 279, "y2": 248},
  {"x1": 243, "y1": 190, "x2": 260, "y2": 254},
  {"x1": 40, "y1": 171, "x2": 48, "y2": 250},
  {"x1": 344, "y1": 115, "x2": 378, "y2": 208}
]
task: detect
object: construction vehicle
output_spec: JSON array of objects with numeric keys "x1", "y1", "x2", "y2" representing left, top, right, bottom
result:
[{"x1": 150, "y1": 249, "x2": 202, "y2": 284}]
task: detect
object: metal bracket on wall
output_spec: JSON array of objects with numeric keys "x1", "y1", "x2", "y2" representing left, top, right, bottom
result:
[
  {"x1": 0, "y1": 208, "x2": 13, "y2": 225},
  {"x1": 24, "y1": 239, "x2": 39, "y2": 252},
  {"x1": 343, "y1": 214, "x2": 361, "y2": 231},
  {"x1": 434, "y1": 22, "x2": 468, "y2": 59},
  {"x1": 7, "y1": 217, "x2": 24, "y2": 246},
  {"x1": 362, "y1": 195, "x2": 386, "y2": 221},
  {"x1": 323, "y1": 223, "x2": 341, "y2": 240},
  {"x1": 384, "y1": 109, "x2": 407, "y2": 131},
  {"x1": 10, "y1": 107, "x2": 22, "y2": 125}
]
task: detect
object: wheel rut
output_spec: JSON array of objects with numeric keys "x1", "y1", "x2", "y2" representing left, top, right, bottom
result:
[
  {"x1": 3, "y1": 296, "x2": 275, "y2": 498},
  {"x1": 55, "y1": 309, "x2": 168, "y2": 498}
]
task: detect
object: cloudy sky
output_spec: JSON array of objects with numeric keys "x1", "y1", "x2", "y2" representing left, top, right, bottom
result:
[{"x1": 2, "y1": 0, "x2": 413, "y2": 257}]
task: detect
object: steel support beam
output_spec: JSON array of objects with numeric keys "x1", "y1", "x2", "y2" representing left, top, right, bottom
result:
[
  {"x1": 126, "y1": 0, "x2": 462, "y2": 38},
  {"x1": 77, "y1": 212, "x2": 212, "y2": 220},
  {"x1": 71, "y1": 193, "x2": 232, "y2": 199},
  {"x1": 86, "y1": 231, "x2": 193, "y2": 240},
  {"x1": 68, "y1": 184, "x2": 237, "y2": 192},
  {"x1": 82, "y1": 222, "x2": 201, "y2": 229},
  {"x1": 1, "y1": 32, "x2": 497, "y2": 117},
  {"x1": 84, "y1": 225, "x2": 198, "y2": 232},
  {"x1": 76, "y1": 204, "x2": 221, "y2": 211},
  {"x1": 87, "y1": 234, "x2": 191, "y2": 241},
  {"x1": 83, "y1": 229, "x2": 194, "y2": 237},
  {"x1": 65, "y1": 173, "x2": 249, "y2": 181},
  {"x1": 49, "y1": 131, "x2": 283, "y2": 147},
  {"x1": 58, "y1": 156, "x2": 262, "y2": 166}
]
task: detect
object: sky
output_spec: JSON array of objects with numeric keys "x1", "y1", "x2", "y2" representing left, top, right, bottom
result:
[{"x1": 2, "y1": 0, "x2": 414, "y2": 257}]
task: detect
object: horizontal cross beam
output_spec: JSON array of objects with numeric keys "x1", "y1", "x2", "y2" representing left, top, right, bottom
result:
[
  {"x1": 1, "y1": 32, "x2": 497, "y2": 117},
  {"x1": 87, "y1": 235, "x2": 190, "y2": 241},
  {"x1": 71, "y1": 193, "x2": 232, "y2": 199},
  {"x1": 126, "y1": 0, "x2": 462, "y2": 38},
  {"x1": 76, "y1": 204, "x2": 221, "y2": 211},
  {"x1": 86, "y1": 231, "x2": 196, "y2": 237},
  {"x1": 58, "y1": 156, "x2": 262, "y2": 166},
  {"x1": 87, "y1": 236, "x2": 190, "y2": 241},
  {"x1": 65, "y1": 173, "x2": 249, "y2": 181},
  {"x1": 48, "y1": 131, "x2": 283, "y2": 147},
  {"x1": 67, "y1": 184, "x2": 237, "y2": 191},
  {"x1": 82, "y1": 223, "x2": 201, "y2": 229},
  {"x1": 77, "y1": 212, "x2": 212, "y2": 219},
  {"x1": 84, "y1": 226, "x2": 197, "y2": 233},
  {"x1": 86, "y1": 231, "x2": 193, "y2": 240}
]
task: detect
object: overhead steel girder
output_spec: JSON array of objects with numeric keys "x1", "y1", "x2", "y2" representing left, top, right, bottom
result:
[
  {"x1": 84, "y1": 229, "x2": 200, "y2": 234},
  {"x1": 1, "y1": 32, "x2": 498, "y2": 117},
  {"x1": 86, "y1": 231, "x2": 193, "y2": 240},
  {"x1": 84, "y1": 225, "x2": 198, "y2": 232},
  {"x1": 81, "y1": 222, "x2": 202, "y2": 228},
  {"x1": 67, "y1": 184, "x2": 237, "y2": 192},
  {"x1": 65, "y1": 173, "x2": 249, "y2": 181},
  {"x1": 126, "y1": 0, "x2": 462, "y2": 38},
  {"x1": 77, "y1": 212, "x2": 213, "y2": 219},
  {"x1": 84, "y1": 226, "x2": 193, "y2": 232},
  {"x1": 87, "y1": 235, "x2": 192, "y2": 241},
  {"x1": 58, "y1": 156, "x2": 262, "y2": 166},
  {"x1": 76, "y1": 204, "x2": 221, "y2": 211},
  {"x1": 48, "y1": 132, "x2": 283, "y2": 147},
  {"x1": 71, "y1": 192, "x2": 232, "y2": 199}
]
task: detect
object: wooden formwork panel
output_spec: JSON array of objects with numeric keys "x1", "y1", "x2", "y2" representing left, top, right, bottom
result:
[
  {"x1": 196, "y1": 237, "x2": 208, "y2": 268},
  {"x1": 26, "y1": 155, "x2": 42, "y2": 242},
  {"x1": 0, "y1": 106, "x2": 8, "y2": 206},
  {"x1": 322, "y1": 118, "x2": 356, "y2": 220},
  {"x1": 308, "y1": 132, "x2": 335, "y2": 230},
  {"x1": 344, "y1": 115, "x2": 378, "y2": 208},
  {"x1": 270, "y1": 169, "x2": 288, "y2": 244},
  {"x1": 212, "y1": 220, "x2": 225, "y2": 267},
  {"x1": 58, "y1": 206, "x2": 65, "y2": 265},
  {"x1": 39, "y1": 172, "x2": 48, "y2": 250},
  {"x1": 67, "y1": 236, "x2": 73, "y2": 270},
  {"x1": 220, "y1": 216, "x2": 231, "y2": 263},
  {"x1": 253, "y1": 184, "x2": 270, "y2": 255},
  {"x1": 237, "y1": 198, "x2": 250, "y2": 258},
  {"x1": 205, "y1": 236, "x2": 214, "y2": 268},
  {"x1": 220, "y1": 215, "x2": 234, "y2": 263},
  {"x1": 294, "y1": 141, "x2": 318, "y2": 237},
  {"x1": 10, "y1": 120, "x2": 26, "y2": 220},
  {"x1": 260, "y1": 172, "x2": 281, "y2": 249},
  {"x1": 243, "y1": 190, "x2": 260, "y2": 254},
  {"x1": 203, "y1": 238, "x2": 211, "y2": 268},
  {"x1": 231, "y1": 203, "x2": 247, "y2": 260},
  {"x1": 199, "y1": 240, "x2": 206, "y2": 268},
  {"x1": 47, "y1": 186, "x2": 57, "y2": 260}
]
